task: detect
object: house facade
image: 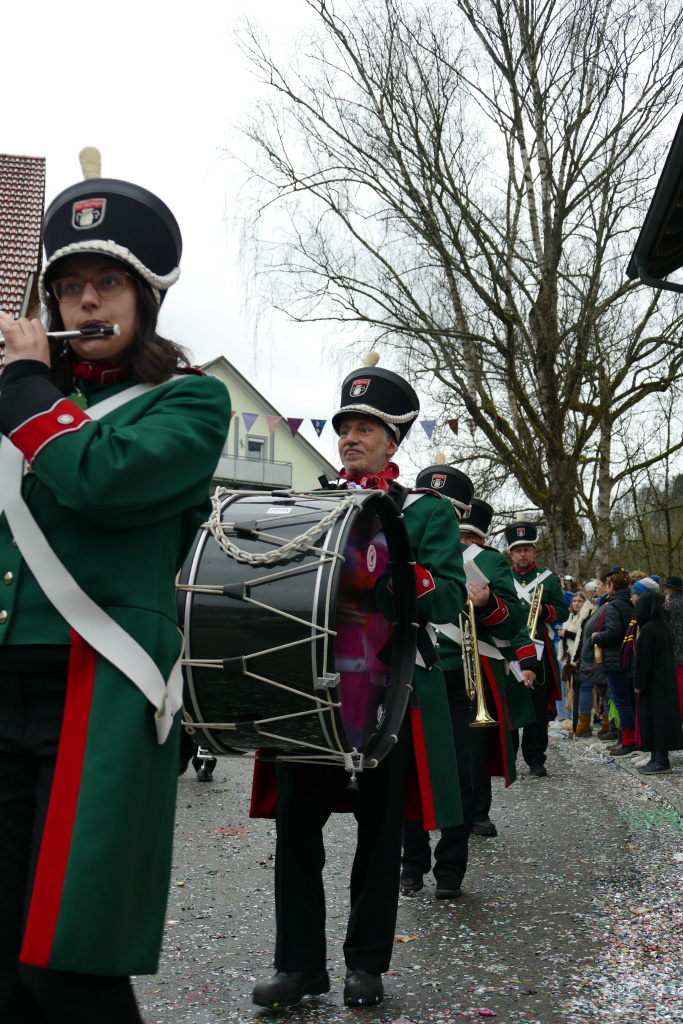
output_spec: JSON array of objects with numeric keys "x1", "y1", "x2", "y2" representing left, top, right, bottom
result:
[{"x1": 202, "y1": 355, "x2": 338, "y2": 492}]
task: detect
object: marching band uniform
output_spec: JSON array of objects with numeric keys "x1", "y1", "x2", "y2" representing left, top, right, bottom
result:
[
  {"x1": 504, "y1": 521, "x2": 568, "y2": 775},
  {"x1": 402, "y1": 482, "x2": 536, "y2": 890},
  {"x1": 0, "y1": 171, "x2": 230, "y2": 1021},
  {"x1": 251, "y1": 361, "x2": 466, "y2": 1008}
]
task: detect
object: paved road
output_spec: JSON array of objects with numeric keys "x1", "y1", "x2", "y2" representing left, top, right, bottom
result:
[{"x1": 134, "y1": 730, "x2": 683, "y2": 1024}]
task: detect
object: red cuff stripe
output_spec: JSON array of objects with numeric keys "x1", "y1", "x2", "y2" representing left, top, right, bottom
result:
[
  {"x1": 20, "y1": 632, "x2": 96, "y2": 967},
  {"x1": 415, "y1": 564, "x2": 436, "y2": 598},
  {"x1": 9, "y1": 399, "x2": 91, "y2": 465},
  {"x1": 516, "y1": 642, "x2": 538, "y2": 662},
  {"x1": 478, "y1": 594, "x2": 509, "y2": 627},
  {"x1": 542, "y1": 603, "x2": 557, "y2": 624},
  {"x1": 410, "y1": 706, "x2": 437, "y2": 831}
]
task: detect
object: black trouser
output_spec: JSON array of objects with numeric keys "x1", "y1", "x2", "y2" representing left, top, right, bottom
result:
[
  {"x1": 473, "y1": 776, "x2": 493, "y2": 821},
  {"x1": 0, "y1": 648, "x2": 143, "y2": 1024},
  {"x1": 401, "y1": 669, "x2": 495, "y2": 885},
  {"x1": 512, "y1": 662, "x2": 550, "y2": 768},
  {"x1": 273, "y1": 720, "x2": 411, "y2": 976}
]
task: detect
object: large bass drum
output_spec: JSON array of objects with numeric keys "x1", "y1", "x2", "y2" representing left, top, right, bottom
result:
[{"x1": 177, "y1": 488, "x2": 417, "y2": 771}]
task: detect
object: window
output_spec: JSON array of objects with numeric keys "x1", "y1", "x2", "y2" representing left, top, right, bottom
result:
[{"x1": 246, "y1": 435, "x2": 266, "y2": 460}]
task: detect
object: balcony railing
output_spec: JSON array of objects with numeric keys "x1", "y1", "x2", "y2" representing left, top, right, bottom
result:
[{"x1": 213, "y1": 454, "x2": 293, "y2": 488}]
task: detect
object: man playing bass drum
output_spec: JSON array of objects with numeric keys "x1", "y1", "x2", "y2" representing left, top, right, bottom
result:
[
  {"x1": 250, "y1": 354, "x2": 466, "y2": 1009},
  {"x1": 504, "y1": 519, "x2": 569, "y2": 776}
]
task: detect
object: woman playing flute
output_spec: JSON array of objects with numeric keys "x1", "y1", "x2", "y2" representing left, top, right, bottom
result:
[{"x1": 0, "y1": 154, "x2": 230, "y2": 1023}]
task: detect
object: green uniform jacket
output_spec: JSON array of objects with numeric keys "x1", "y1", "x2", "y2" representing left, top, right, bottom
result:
[
  {"x1": 510, "y1": 563, "x2": 569, "y2": 702},
  {"x1": 397, "y1": 491, "x2": 467, "y2": 829},
  {"x1": 0, "y1": 363, "x2": 230, "y2": 975},
  {"x1": 435, "y1": 542, "x2": 536, "y2": 784}
]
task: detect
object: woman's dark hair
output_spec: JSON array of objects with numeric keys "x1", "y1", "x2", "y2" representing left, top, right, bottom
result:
[{"x1": 45, "y1": 266, "x2": 191, "y2": 393}]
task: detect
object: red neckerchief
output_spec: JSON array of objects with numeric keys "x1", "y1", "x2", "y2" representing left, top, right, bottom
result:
[
  {"x1": 72, "y1": 361, "x2": 125, "y2": 386},
  {"x1": 339, "y1": 461, "x2": 400, "y2": 493},
  {"x1": 513, "y1": 562, "x2": 538, "y2": 575}
]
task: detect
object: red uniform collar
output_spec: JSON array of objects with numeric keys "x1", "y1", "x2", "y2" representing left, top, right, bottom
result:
[
  {"x1": 339, "y1": 461, "x2": 399, "y2": 493},
  {"x1": 72, "y1": 361, "x2": 125, "y2": 386},
  {"x1": 513, "y1": 562, "x2": 538, "y2": 575}
]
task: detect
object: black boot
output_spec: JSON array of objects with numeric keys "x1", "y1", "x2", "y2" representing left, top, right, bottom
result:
[
  {"x1": 252, "y1": 970, "x2": 330, "y2": 1007},
  {"x1": 344, "y1": 969, "x2": 384, "y2": 1005}
]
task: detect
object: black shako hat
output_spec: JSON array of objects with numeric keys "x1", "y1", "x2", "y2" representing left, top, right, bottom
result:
[
  {"x1": 332, "y1": 352, "x2": 419, "y2": 444},
  {"x1": 460, "y1": 497, "x2": 494, "y2": 539},
  {"x1": 504, "y1": 519, "x2": 538, "y2": 550},
  {"x1": 39, "y1": 147, "x2": 181, "y2": 305},
  {"x1": 415, "y1": 455, "x2": 473, "y2": 520}
]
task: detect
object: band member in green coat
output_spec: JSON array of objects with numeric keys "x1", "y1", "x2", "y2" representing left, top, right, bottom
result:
[
  {"x1": 0, "y1": 157, "x2": 230, "y2": 1022},
  {"x1": 504, "y1": 520, "x2": 569, "y2": 776},
  {"x1": 401, "y1": 480, "x2": 537, "y2": 890},
  {"x1": 252, "y1": 355, "x2": 466, "y2": 1010},
  {"x1": 459, "y1": 499, "x2": 537, "y2": 835}
]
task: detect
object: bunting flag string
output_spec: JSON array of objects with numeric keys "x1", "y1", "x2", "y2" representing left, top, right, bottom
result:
[
  {"x1": 232, "y1": 413, "x2": 330, "y2": 437},
  {"x1": 448, "y1": 418, "x2": 459, "y2": 435},
  {"x1": 420, "y1": 419, "x2": 436, "y2": 439}
]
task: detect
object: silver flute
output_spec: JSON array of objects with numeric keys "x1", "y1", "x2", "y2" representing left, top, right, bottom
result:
[{"x1": 0, "y1": 324, "x2": 121, "y2": 348}]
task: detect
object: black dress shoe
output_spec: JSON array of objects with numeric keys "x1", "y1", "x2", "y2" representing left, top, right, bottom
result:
[
  {"x1": 529, "y1": 763, "x2": 548, "y2": 777},
  {"x1": 599, "y1": 728, "x2": 619, "y2": 741},
  {"x1": 400, "y1": 872, "x2": 424, "y2": 894},
  {"x1": 434, "y1": 876, "x2": 463, "y2": 899},
  {"x1": 344, "y1": 969, "x2": 383, "y2": 1005},
  {"x1": 252, "y1": 969, "x2": 330, "y2": 1007},
  {"x1": 611, "y1": 744, "x2": 637, "y2": 757},
  {"x1": 471, "y1": 816, "x2": 498, "y2": 837}
]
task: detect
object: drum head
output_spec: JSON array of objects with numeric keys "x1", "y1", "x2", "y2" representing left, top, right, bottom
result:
[{"x1": 178, "y1": 489, "x2": 417, "y2": 768}]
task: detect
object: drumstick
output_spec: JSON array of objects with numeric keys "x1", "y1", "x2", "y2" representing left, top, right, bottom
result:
[{"x1": 0, "y1": 324, "x2": 121, "y2": 348}]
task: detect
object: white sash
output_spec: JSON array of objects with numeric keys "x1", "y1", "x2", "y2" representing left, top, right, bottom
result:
[
  {"x1": 513, "y1": 568, "x2": 552, "y2": 603},
  {"x1": 432, "y1": 620, "x2": 505, "y2": 661},
  {"x1": 0, "y1": 379, "x2": 184, "y2": 743}
]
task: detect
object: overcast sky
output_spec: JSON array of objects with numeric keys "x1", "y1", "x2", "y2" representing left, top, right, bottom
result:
[{"x1": 3, "y1": 0, "x2": 445, "y2": 478}]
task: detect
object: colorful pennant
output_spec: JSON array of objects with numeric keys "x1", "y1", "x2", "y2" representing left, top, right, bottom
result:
[
  {"x1": 287, "y1": 417, "x2": 304, "y2": 437},
  {"x1": 420, "y1": 419, "x2": 436, "y2": 439},
  {"x1": 265, "y1": 415, "x2": 281, "y2": 434},
  {"x1": 448, "y1": 418, "x2": 458, "y2": 435},
  {"x1": 311, "y1": 419, "x2": 326, "y2": 437},
  {"x1": 242, "y1": 412, "x2": 259, "y2": 432}
]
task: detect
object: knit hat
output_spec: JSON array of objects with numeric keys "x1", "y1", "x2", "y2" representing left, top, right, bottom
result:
[
  {"x1": 460, "y1": 497, "x2": 494, "y2": 539},
  {"x1": 414, "y1": 454, "x2": 473, "y2": 519},
  {"x1": 40, "y1": 147, "x2": 181, "y2": 305},
  {"x1": 631, "y1": 577, "x2": 659, "y2": 596},
  {"x1": 332, "y1": 352, "x2": 419, "y2": 444}
]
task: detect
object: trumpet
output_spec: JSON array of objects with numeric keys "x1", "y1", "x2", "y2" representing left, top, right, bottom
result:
[
  {"x1": 526, "y1": 581, "x2": 544, "y2": 639},
  {"x1": 459, "y1": 598, "x2": 497, "y2": 728}
]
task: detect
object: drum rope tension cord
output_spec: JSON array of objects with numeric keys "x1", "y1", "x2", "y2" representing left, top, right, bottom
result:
[{"x1": 208, "y1": 489, "x2": 362, "y2": 566}]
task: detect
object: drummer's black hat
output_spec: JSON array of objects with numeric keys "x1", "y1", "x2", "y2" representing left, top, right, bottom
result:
[
  {"x1": 504, "y1": 517, "x2": 539, "y2": 550},
  {"x1": 415, "y1": 456, "x2": 474, "y2": 519},
  {"x1": 39, "y1": 147, "x2": 181, "y2": 305},
  {"x1": 332, "y1": 352, "x2": 419, "y2": 444},
  {"x1": 460, "y1": 497, "x2": 494, "y2": 539}
]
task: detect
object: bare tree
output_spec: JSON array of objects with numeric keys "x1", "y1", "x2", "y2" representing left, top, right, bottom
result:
[{"x1": 235, "y1": 0, "x2": 683, "y2": 569}]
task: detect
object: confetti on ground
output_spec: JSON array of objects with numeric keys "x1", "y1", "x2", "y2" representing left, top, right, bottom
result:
[{"x1": 135, "y1": 731, "x2": 683, "y2": 1023}]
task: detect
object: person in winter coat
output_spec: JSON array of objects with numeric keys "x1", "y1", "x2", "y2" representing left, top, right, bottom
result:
[
  {"x1": 557, "y1": 591, "x2": 593, "y2": 735},
  {"x1": 576, "y1": 586, "x2": 609, "y2": 737},
  {"x1": 663, "y1": 576, "x2": 683, "y2": 719},
  {"x1": 633, "y1": 591, "x2": 683, "y2": 774},
  {"x1": 592, "y1": 569, "x2": 637, "y2": 755}
]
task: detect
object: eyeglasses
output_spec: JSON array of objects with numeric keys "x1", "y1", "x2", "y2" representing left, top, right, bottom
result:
[{"x1": 51, "y1": 270, "x2": 131, "y2": 303}]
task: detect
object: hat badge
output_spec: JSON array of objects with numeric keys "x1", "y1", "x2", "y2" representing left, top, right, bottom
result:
[
  {"x1": 431, "y1": 473, "x2": 446, "y2": 489},
  {"x1": 72, "y1": 197, "x2": 106, "y2": 229},
  {"x1": 350, "y1": 378, "x2": 370, "y2": 397},
  {"x1": 516, "y1": 526, "x2": 525, "y2": 536},
  {"x1": 462, "y1": 507, "x2": 471, "y2": 519}
]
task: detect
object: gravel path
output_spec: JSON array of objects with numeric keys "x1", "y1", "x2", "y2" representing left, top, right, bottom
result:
[{"x1": 134, "y1": 728, "x2": 683, "y2": 1023}]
